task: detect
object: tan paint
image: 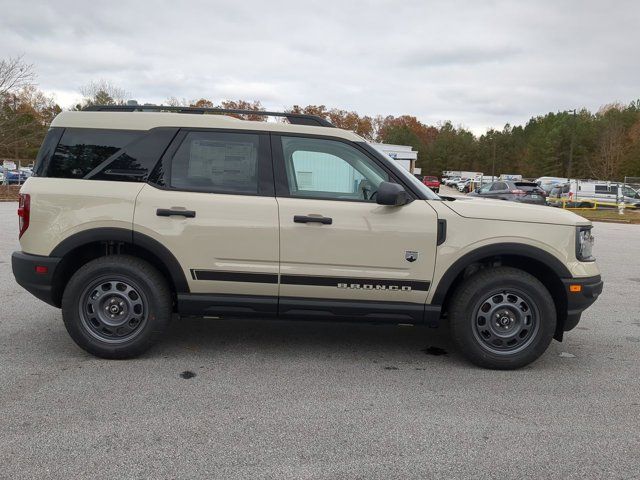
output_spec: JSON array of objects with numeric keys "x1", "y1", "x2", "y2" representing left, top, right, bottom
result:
[
  {"x1": 133, "y1": 184, "x2": 279, "y2": 296},
  {"x1": 51, "y1": 111, "x2": 364, "y2": 142},
  {"x1": 19, "y1": 111, "x2": 601, "y2": 310},
  {"x1": 276, "y1": 197, "x2": 438, "y2": 303},
  {"x1": 18, "y1": 177, "x2": 144, "y2": 256},
  {"x1": 427, "y1": 200, "x2": 600, "y2": 304}
]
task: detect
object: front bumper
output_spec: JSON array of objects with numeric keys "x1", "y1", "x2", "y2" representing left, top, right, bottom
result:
[
  {"x1": 561, "y1": 275, "x2": 603, "y2": 331},
  {"x1": 12, "y1": 251, "x2": 62, "y2": 307}
]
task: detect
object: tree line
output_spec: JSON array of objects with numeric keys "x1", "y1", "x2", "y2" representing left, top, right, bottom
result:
[{"x1": 1, "y1": 56, "x2": 639, "y2": 180}]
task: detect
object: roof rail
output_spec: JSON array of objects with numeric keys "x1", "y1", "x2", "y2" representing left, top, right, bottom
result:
[{"x1": 82, "y1": 104, "x2": 335, "y2": 128}]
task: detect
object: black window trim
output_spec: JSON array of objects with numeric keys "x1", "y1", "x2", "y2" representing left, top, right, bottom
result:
[
  {"x1": 270, "y1": 132, "x2": 420, "y2": 204},
  {"x1": 82, "y1": 127, "x2": 178, "y2": 181},
  {"x1": 152, "y1": 127, "x2": 275, "y2": 197},
  {"x1": 46, "y1": 127, "x2": 146, "y2": 180}
]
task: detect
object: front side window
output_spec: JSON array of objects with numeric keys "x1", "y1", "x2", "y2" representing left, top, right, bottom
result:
[
  {"x1": 170, "y1": 131, "x2": 259, "y2": 194},
  {"x1": 281, "y1": 137, "x2": 388, "y2": 201}
]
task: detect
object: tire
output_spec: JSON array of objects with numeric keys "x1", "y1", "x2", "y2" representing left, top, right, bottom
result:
[
  {"x1": 448, "y1": 267, "x2": 556, "y2": 369},
  {"x1": 61, "y1": 255, "x2": 172, "y2": 359}
]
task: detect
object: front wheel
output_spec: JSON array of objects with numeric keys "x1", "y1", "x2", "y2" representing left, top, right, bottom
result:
[
  {"x1": 448, "y1": 267, "x2": 556, "y2": 369},
  {"x1": 62, "y1": 255, "x2": 172, "y2": 359}
]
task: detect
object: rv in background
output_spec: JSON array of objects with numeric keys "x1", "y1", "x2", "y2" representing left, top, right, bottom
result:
[{"x1": 562, "y1": 180, "x2": 640, "y2": 206}]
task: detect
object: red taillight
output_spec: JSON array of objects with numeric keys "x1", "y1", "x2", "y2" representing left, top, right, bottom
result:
[
  {"x1": 510, "y1": 189, "x2": 525, "y2": 195},
  {"x1": 18, "y1": 193, "x2": 30, "y2": 239},
  {"x1": 35, "y1": 265, "x2": 48, "y2": 274}
]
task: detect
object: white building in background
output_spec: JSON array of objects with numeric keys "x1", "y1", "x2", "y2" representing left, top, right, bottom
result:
[{"x1": 370, "y1": 143, "x2": 419, "y2": 173}]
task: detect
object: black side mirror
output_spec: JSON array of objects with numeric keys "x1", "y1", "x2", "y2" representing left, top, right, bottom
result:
[{"x1": 376, "y1": 181, "x2": 410, "y2": 206}]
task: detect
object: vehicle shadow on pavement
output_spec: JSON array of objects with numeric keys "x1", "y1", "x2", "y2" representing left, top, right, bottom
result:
[{"x1": 153, "y1": 316, "x2": 460, "y2": 364}]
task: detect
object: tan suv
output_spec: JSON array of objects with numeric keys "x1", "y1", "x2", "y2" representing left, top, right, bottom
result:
[{"x1": 12, "y1": 106, "x2": 603, "y2": 369}]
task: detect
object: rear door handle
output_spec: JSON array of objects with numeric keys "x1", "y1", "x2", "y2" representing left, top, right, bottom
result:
[
  {"x1": 293, "y1": 215, "x2": 332, "y2": 225},
  {"x1": 156, "y1": 208, "x2": 196, "y2": 218}
]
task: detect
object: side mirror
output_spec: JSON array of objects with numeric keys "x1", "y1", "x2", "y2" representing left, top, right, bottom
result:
[{"x1": 376, "y1": 181, "x2": 410, "y2": 206}]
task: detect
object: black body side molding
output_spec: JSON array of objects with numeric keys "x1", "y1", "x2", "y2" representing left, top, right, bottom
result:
[
  {"x1": 431, "y1": 243, "x2": 572, "y2": 305},
  {"x1": 50, "y1": 227, "x2": 190, "y2": 293}
]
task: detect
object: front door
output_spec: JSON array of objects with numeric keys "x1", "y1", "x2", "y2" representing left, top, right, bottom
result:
[
  {"x1": 273, "y1": 134, "x2": 439, "y2": 322},
  {"x1": 133, "y1": 129, "x2": 279, "y2": 315}
]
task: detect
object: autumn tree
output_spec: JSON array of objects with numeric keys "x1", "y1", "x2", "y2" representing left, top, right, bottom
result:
[
  {"x1": 75, "y1": 80, "x2": 129, "y2": 109},
  {"x1": 0, "y1": 56, "x2": 60, "y2": 160}
]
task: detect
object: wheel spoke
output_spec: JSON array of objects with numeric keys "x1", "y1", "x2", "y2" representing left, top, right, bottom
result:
[
  {"x1": 473, "y1": 289, "x2": 538, "y2": 355},
  {"x1": 79, "y1": 277, "x2": 148, "y2": 344}
]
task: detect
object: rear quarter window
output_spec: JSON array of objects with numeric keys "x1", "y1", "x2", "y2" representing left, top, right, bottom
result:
[{"x1": 46, "y1": 128, "x2": 143, "y2": 178}]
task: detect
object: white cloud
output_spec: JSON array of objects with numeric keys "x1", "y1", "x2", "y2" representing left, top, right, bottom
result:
[{"x1": 0, "y1": 0, "x2": 638, "y2": 135}]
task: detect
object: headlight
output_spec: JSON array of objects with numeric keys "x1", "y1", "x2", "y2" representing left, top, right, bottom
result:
[{"x1": 576, "y1": 226, "x2": 595, "y2": 262}]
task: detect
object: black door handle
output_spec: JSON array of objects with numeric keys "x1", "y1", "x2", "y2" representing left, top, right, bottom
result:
[
  {"x1": 294, "y1": 215, "x2": 332, "y2": 225},
  {"x1": 156, "y1": 208, "x2": 196, "y2": 218}
]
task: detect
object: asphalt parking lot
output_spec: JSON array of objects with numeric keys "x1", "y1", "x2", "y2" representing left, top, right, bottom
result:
[{"x1": 1, "y1": 201, "x2": 639, "y2": 479}]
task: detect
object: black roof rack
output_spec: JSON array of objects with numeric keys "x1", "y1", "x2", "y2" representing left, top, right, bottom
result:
[{"x1": 82, "y1": 104, "x2": 335, "y2": 128}]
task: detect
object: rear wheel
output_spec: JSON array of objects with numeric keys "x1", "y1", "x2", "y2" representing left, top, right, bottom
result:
[
  {"x1": 62, "y1": 255, "x2": 172, "y2": 359},
  {"x1": 449, "y1": 267, "x2": 556, "y2": 369}
]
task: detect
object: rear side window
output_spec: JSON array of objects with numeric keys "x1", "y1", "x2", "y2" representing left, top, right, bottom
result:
[
  {"x1": 170, "y1": 131, "x2": 260, "y2": 194},
  {"x1": 48, "y1": 129, "x2": 143, "y2": 178}
]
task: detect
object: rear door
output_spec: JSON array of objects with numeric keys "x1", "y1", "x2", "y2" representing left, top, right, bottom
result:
[
  {"x1": 272, "y1": 134, "x2": 438, "y2": 323},
  {"x1": 133, "y1": 129, "x2": 279, "y2": 315},
  {"x1": 487, "y1": 181, "x2": 509, "y2": 199}
]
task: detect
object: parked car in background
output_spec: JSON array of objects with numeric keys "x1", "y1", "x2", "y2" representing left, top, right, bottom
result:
[
  {"x1": 445, "y1": 176, "x2": 461, "y2": 187},
  {"x1": 421, "y1": 175, "x2": 440, "y2": 193},
  {"x1": 457, "y1": 179, "x2": 471, "y2": 193},
  {"x1": 548, "y1": 184, "x2": 570, "y2": 201},
  {"x1": 536, "y1": 177, "x2": 568, "y2": 195},
  {"x1": 468, "y1": 180, "x2": 547, "y2": 205},
  {"x1": 1, "y1": 169, "x2": 29, "y2": 184}
]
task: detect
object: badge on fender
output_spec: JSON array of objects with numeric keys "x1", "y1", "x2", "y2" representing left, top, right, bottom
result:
[{"x1": 405, "y1": 251, "x2": 419, "y2": 262}]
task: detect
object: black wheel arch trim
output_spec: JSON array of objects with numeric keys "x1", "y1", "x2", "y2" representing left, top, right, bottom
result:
[
  {"x1": 431, "y1": 242, "x2": 572, "y2": 305},
  {"x1": 50, "y1": 227, "x2": 190, "y2": 293}
]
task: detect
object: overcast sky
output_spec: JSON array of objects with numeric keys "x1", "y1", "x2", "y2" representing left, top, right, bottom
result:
[{"x1": 1, "y1": 0, "x2": 638, "y2": 134}]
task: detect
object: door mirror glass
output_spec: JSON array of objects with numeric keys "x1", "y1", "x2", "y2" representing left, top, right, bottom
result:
[{"x1": 376, "y1": 182, "x2": 410, "y2": 206}]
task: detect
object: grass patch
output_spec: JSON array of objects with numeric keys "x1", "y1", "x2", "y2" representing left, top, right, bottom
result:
[{"x1": 571, "y1": 208, "x2": 640, "y2": 224}]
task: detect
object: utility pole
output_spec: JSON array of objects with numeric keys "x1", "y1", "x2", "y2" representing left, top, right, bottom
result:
[
  {"x1": 567, "y1": 109, "x2": 576, "y2": 179},
  {"x1": 491, "y1": 135, "x2": 497, "y2": 181}
]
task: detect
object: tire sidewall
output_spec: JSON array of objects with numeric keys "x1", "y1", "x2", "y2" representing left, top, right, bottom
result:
[
  {"x1": 451, "y1": 269, "x2": 556, "y2": 369},
  {"x1": 62, "y1": 257, "x2": 170, "y2": 358}
]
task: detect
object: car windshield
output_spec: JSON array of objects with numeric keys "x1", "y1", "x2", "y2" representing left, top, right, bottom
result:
[{"x1": 366, "y1": 143, "x2": 440, "y2": 200}]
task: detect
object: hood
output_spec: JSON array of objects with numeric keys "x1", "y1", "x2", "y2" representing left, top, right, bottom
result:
[{"x1": 444, "y1": 196, "x2": 590, "y2": 226}]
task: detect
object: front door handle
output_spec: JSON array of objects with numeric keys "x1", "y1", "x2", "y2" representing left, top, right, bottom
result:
[
  {"x1": 293, "y1": 215, "x2": 332, "y2": 225},
  {"x1": 156, "y1": 208, "x2": 196, "y2": 218}
]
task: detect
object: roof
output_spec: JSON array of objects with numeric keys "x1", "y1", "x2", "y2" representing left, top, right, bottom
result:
[{"x1": 50, "y1": 111, "x2": 364, "y2": 142}]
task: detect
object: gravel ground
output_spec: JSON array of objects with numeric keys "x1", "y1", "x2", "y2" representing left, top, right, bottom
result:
[{"x1": 0, "y1": 201, "x2": 638, "y2": 479}]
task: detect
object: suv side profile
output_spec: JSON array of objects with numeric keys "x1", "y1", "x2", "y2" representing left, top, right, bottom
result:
[
  {"x1": 12, "y1": 106, "x2": 603, "y2": 369},
  {"x1": 468, "y1": 180, "x2": 547, "y2": 205}
]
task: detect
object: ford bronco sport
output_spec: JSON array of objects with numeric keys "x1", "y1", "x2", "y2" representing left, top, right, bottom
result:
[{"x1": 12, "y1": 105, "x2": 603, "y2": 369}]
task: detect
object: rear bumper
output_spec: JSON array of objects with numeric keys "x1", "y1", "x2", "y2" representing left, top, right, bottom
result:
[
  {"x1": 11, "y1": 251, "x2": 61, "y2": 307},
  {"x1": 561, "y1": 275, "x2": 603, "y2": 331}
]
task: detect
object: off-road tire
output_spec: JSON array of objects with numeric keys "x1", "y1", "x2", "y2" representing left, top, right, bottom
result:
[
  {"x1": 449, "y1": 266, "x2": 556, "y2": 369},
  {"x1": 62, "y1": 255, "x2": 172, "y2": 359}
]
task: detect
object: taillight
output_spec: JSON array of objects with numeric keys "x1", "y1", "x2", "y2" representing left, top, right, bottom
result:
[
  {"x1": 18, "y1": 193, "x2": 30, "y2": 238},
  {"x1": 510, "y1": 189, "x2": 525, "y2": 195}
]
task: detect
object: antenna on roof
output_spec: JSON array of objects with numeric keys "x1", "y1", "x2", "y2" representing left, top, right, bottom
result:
[{"x1": 82, "y1": 104, "x2": 335, "y2": 128}]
